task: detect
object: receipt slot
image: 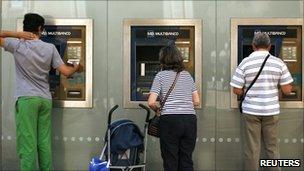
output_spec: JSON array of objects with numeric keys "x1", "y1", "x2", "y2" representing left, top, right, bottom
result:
[
  {"x1": 17, "y1": 19, "x2": 93, "y2": 108},
  {"x1": 231, "y1": 18, "x2": 303, "y2": 108},
  {"x1": 123, "y1": 19, "x2": 202, "y2": 108}
]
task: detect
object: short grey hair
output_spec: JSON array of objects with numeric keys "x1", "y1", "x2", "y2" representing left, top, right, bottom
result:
[{"x1": 252, "y1": 32, "x2": 271, "y2": 48}]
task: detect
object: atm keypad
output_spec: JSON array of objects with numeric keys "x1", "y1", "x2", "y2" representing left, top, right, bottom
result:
[
  {"x1": 178, "y1": 47, "x2": 190, "y2": 62},
  {"x1": 282, "y1": 46, "x2": 297, "y2": 62}
]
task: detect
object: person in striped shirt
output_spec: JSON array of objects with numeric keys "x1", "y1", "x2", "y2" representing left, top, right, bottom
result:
[
  {"x1": 230, "y1": 32, "x2": 293, "y2": 171},
  {"x1": 148, "y1": 42, "x2": 199, "y2": 171}
]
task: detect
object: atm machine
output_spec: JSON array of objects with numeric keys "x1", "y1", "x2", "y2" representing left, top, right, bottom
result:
[
  {"x1": 17, "y1": 19, "x2": 93, "y2": 108},
  {"x1": 231, "y1": 18, "x2": 303, "y2": 108},
  {"x1": 123, "y1": 19, "x2": 202, "y2": 108}
]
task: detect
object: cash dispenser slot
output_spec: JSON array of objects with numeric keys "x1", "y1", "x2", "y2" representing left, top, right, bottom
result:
[
  {"x1": 282, "y1": 91, "x2": 297, "y2": 99},
  {"x1": 280, "y1": 86, "x2": 301, "y2": 101},
  {"x1": 67, "y1": 90, "x2": 82, "y2": 98}
]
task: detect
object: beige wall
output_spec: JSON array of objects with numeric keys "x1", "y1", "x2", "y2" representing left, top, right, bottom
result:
[{"x1": 0, "y1": 0, "x2": 2, "y2": 168}]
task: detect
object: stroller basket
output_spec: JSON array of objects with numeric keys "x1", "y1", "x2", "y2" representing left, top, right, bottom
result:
[{"x1": 111, "y1": 147, "x2": 140, "y2": 166}]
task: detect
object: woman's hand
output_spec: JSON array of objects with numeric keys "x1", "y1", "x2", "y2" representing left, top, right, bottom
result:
[
  {"x1": 192, "y1": 91, "x2": 200, "y2": 107},
  {"x1": 155, "y1": 108, "x2": 161, "y2": 116}
]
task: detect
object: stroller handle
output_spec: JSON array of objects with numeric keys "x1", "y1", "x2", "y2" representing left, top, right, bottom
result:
[
  {"x1": 108, "y1": 105, "x2": 119, "y2": 125},
  {"x1": 139, "y1": 104, "x2": 150, "y2": 123}
]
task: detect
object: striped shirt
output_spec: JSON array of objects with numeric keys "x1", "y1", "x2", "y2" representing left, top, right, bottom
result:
[
  {"x1": 150, "y1": 70, "x2": 197, "y2": 115},
  {"x1": 230, "y1": 51, "x2": 293, "y2": 116}
]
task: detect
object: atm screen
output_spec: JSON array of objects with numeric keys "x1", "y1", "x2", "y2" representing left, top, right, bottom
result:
[
  {"x1": 137, "y1": 46, "x2": 162, "y2": 62},
  {"x1": 136, "y1": 46, "x2": 162, "y2": 77},
  {"x1": 241, "y1": 45, "x2": 275, "y2": 60}
]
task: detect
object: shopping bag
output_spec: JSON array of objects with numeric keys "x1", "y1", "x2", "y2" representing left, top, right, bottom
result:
[{"x1": 89, "y1": 157, "x2": 109, "y2": 171}]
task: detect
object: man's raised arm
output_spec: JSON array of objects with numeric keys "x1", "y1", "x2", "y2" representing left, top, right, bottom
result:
[{"x1": 0, "y1": 30, "x2": 35, "y2": 47}]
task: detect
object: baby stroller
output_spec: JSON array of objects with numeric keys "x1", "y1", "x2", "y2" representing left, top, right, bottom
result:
[{"x1": 99, "y1": 104, "x2": 150, "y2": 171}]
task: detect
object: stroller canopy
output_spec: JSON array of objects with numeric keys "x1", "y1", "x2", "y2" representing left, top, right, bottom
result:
[{"x1": 107, "y1": 119, "x2": 144, "y2": 154}]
